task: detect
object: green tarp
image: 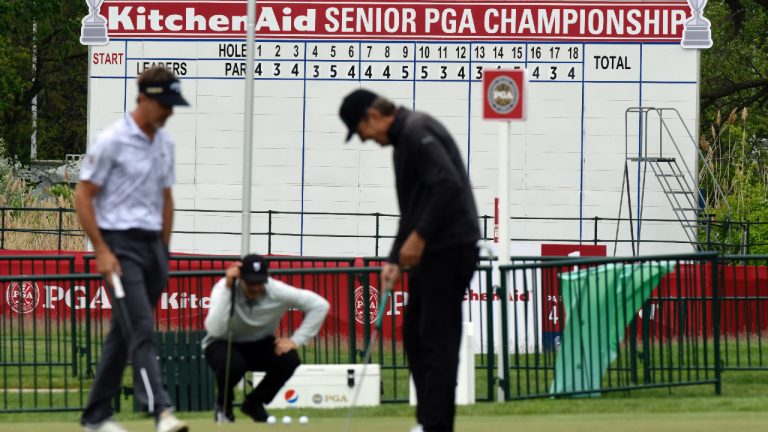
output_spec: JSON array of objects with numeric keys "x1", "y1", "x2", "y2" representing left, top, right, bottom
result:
[{"x1": 551, "y1": 261, "x2": 675, "y2": 395}]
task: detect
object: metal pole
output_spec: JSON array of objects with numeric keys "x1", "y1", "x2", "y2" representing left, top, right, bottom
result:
[
  {"x1": 267, "y1": 210, "x2": 273, "y2": 254},
  {"x1": 57, "y1": 207, "x2": 63, "y2": 251},
  {"x1": 495, "y1": 121, "x2": 511, "y2": 401},
  {"x1": 240, "y1": 0, "x2": 257, "y2": 256},
  {"x1": 374, "y1": 212, "x2": 380, "y2": 257},
  {"x1": 593, "y1": 216, "x2": 598, "y2": 245}
]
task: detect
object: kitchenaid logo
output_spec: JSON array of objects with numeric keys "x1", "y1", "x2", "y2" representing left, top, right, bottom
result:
[
  {"x1": 107, "y1": 5, "x2": 314, "y2": 33},
  {"x1": 102, "y1": 2, "x2": 691, "y2": 40}
]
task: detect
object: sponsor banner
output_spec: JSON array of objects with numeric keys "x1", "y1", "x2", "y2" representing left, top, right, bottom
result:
[
  {"x1": 541, "y1": 244, "x2": 607, "y2": 351},
  {"x1": 100, "y1": 1, "x2": 690, "y2": 41},
  {"x1": 4, "y1": 250, "x2": 767, "y2": 351}
]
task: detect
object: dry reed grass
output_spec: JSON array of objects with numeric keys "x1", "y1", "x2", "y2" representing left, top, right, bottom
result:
[{"x1": 0, "y1": 169, "x2": 85, "y2": 251}]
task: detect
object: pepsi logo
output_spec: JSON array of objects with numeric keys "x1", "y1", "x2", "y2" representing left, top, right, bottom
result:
[{"x1": 284, "y1": 389, "x2": 299, "y2": 404}]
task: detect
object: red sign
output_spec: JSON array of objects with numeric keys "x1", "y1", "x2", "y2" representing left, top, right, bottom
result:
[
  {"x1": 483, "y1": 69, "x2": 525, "y2": 120},
  {"x1": 102, "y1": 1, "x2": 690, "y2": 41},
  {"x1": 540, "y1": 244, "x2": 607, "y2": 350},
  {"x1": 0, "y1": 251, "x2": 409, "y2": 341}
]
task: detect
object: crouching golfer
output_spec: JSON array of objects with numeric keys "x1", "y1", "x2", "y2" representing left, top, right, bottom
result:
[{"x1": 202, "y1": 254, "x2": 330, "y2": 423}]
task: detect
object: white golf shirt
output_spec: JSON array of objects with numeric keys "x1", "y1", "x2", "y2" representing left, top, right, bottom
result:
[
  {"x1": 79, "y1": 115, "x2": 175, "y2": 231},
  {"x1": 202, "y1": 277, "x2": 330, "y2": 349}
]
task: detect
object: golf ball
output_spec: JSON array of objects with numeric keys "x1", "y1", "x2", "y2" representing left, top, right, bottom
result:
[
  {"x1": 266, "y1": 415, "x2": 276, "y2": 424},
  {"x1": 299, "y1": 415, "x2": 309, "y2": 424},
  {"x1": 282, "y1": 415, "x2": 292, "y2": 424}
]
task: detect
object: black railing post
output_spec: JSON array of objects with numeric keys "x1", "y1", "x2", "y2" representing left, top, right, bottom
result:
[
  {"x1": 485, "y1": 267, "x2": 496, "y2": 401},
  {"x1": 705, "y1": 215, "x2": 712, "y2": 251},
  {"x1": 348, "y1": 273, "x2": 357, "y2": 363},
  {"x1": 593, "y1": 216, "x2": 599, "y2": 245},
  {"x1": 1, "y1": 208, "x2": 5, "y2": 249},
  {"x1": 374, "y1": 212, "x2": 380, "y2": 257},
  {"x1": 57, "y1": 207, "x2": 64, "y2": 251},
  {"x1": 485, "y1": 269, "x2": 496, "y2": 401},
  {"x1": 712, "y1": 254, "x2": 721, "y2": 395},
  {"x1": 267, "y1": 210, "x2": 273, "y2": 254},
  {"x1": 362, "y1": 273, "x2": 371, "y2": 360}
]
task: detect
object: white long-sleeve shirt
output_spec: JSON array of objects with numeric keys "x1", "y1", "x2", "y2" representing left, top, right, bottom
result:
[{"x1": 202, "y1": 277, "x2": 330, "y2": 350}]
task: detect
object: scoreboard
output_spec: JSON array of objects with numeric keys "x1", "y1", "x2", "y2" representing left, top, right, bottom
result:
[{"x1": 88, "y1": 1, "x2": 701, "y2": 256}]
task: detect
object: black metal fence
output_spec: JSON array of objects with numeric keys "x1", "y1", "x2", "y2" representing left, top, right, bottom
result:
[
  {"x1": 0, "y1": 206, "x2": 761, "y2": 255},
  {"x1": 717, "y1": 255, "x2": 768, "y2": 371},
  {"x1": 2, "y1": 252, "x2": 768, "y2": 413},
  {"x1": 497, "y1": 253, "x2": 723, "y2": 399}
]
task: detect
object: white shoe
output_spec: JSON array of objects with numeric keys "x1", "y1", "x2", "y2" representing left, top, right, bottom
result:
[
  {"x1": 409, "y1": 425, "x2": 424, "y2": 432},
  {"x1": 83, "y1": 419, "x2": 129, "y2": 432},
  {"x1": 156, "y1": 410, "x2": 189, "y2": 432}
]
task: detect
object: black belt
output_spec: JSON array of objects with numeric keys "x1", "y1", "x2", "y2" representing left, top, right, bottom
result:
[{"x1": 101, "y1": 228, "x2": 161, "y2": 240}]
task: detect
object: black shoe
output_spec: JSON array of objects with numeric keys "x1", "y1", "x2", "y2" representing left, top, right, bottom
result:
[
  {"x1": 240, "y1": 398, "x2": 269, "y2": 422},
  {"x1": 214, "y1": 404, "x2": 235, "y2": 423}
]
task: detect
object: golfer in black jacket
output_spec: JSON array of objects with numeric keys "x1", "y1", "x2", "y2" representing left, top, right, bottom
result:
[{"x1": 339, "y1": 89, "x2": 480, "y2": 432}]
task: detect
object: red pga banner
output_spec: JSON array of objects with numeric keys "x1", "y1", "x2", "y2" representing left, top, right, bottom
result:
[
  {"x1": 101, "y1": 0, "x2": 692, "y2": 41},
  {"x1": 483, "y1": 69, "x2": 525, "y2": 120},
  {"x1": 0, "y1": 251, "x2": 407, "y2": 339}
]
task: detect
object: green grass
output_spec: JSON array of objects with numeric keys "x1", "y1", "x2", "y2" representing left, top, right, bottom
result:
[
  {"x1": 1, "y1": 401, "x2": 768, "y2": 432},
  {"x1": 3, "y1": 325, "x2": 768, "y2": 412}
]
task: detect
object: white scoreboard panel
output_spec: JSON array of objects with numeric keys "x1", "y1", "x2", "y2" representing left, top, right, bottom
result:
[{"x1": 89, "y1": 1, "x2": 700, "y2": 256}]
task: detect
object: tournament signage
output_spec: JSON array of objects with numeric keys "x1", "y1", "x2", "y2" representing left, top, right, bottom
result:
[
  {"x1": 82, "y1": 1, "x2": 699, "y2": 41},
  {"x1": 82, "y1": 0, "x2": 710, "y2": 257},
  {"x1": 483, "y1": 69, "x2": 524, "y2": 120}
]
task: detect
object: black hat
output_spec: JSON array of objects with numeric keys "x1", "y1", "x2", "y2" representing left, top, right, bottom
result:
[
  {"x1": 339, "y1": 89, "x2": 378, "y2": 141},
  {"x1": 241, "y1": 254, "x2": 269, "y2": 283},
  {"x1": 139, "y1": 79, "x2": 190, "y2": 107}
]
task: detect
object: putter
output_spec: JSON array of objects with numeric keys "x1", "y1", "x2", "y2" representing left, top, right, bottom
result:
[
  {"x1": 218, "y1": 279, "x2": 238, "y2": 425},
  {"x1": 110, "y1": 273, "x2": 155, "y2": 414},
  {"x1": 342, "y1": 278, "x2": 393, "y2": 432}
]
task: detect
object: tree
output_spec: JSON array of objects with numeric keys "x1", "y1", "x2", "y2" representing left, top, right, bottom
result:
[
  {"x1": 701, "y1": 1, "x2": 768, "y2": 138},
  {"x1": 0, "y1": 1, "x2": 88, "y2": 162},
  {"x1": 699, "y1": 1, "x2": 768, "y2": 251}
]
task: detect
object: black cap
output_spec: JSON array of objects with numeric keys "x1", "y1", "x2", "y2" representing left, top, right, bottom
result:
[
  {"x1": 139, "y1": 79, "x2": 190, "y2": 107},
  {"x1": 241, "y1": 254, "x2": 269, "y2": 283},
  {"x1": 339, "y1": 89, "x2": 378, "y2": 141}
]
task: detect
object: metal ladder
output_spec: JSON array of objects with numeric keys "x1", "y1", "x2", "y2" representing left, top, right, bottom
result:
[
  {"x1": 615, "y1": 108, "x2": 730, "y2": 255},
  {"x1": 627, "y1": 156, "x2": 702, "y2": 248}
]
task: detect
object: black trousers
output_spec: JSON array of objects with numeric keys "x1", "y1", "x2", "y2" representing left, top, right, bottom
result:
[
  {"x1": 204, "y1": 336, "x2": 300, "y2": 411},
  {"x1": 81, "y1": 230, "x2": 171, "y2": 425},
  {"x1": 405, "y1": 243, "x2": 479, "y2": 432}
]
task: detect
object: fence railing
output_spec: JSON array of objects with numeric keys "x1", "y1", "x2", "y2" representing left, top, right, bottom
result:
[
  {"x1": 497, "y1": 253, "x2": 722, "y2": 399},
  {"x1": 717, "y1": 255, "x2": 768, "y2": 371},
  {"x1": 0, "y1": 207, "x2": 760, "y2": 255},
  {"x1": 2, "y1": 252, "x2": 768, "y2": 413}
]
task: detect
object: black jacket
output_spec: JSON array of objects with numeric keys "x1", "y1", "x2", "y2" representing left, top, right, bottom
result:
[{"x1": 386, "y1": 108, "x2": 480, "y2": 264}]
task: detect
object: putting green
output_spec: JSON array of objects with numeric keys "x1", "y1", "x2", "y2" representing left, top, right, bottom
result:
[{"x1": 1, "y1": 411, "x2": 766, "y2": 432}]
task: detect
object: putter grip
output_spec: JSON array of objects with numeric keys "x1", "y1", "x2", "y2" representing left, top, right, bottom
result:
[
  {"x1": 374, "y1": 280, "x2": 393, "y2": 329},
  {"x1": 111, "y1": 273, "x2": 125, "y2": 299}
]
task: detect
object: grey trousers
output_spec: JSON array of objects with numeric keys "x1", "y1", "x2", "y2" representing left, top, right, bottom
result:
[{"x1": 81, "y1": 230, "x2": 171, "y2": 425}]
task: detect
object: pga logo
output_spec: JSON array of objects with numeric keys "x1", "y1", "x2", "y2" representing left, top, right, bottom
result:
[
  {"x1": 5, "y1": 281, "x2": 41, "y2": 314},
  {"x1": 354, "y1": 285, "x2": 380, "y2": 325}
]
